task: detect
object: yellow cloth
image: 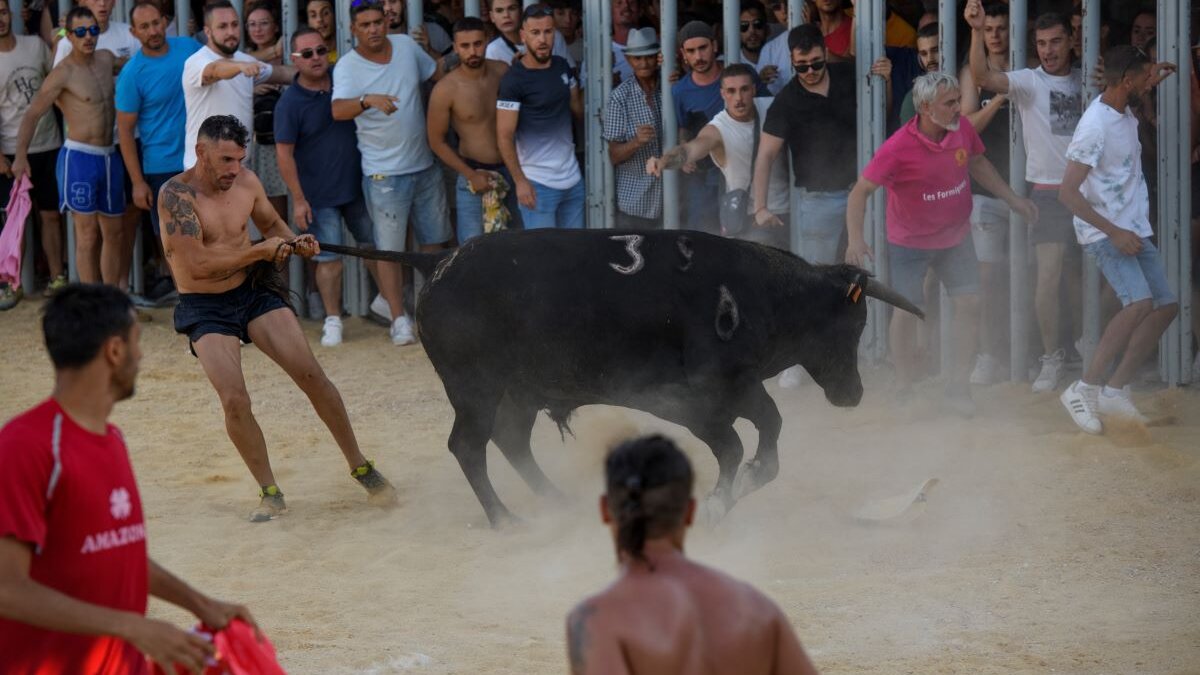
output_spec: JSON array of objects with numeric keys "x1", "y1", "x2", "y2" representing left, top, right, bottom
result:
[
  {"x1": 843, "y1": 9, "x2": 919, "y2": 49},
  {"x1": 469, "y1": 171, "x2": 512, "y2": 234}
]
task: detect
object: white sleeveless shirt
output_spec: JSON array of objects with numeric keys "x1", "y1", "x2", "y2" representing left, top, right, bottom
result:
[{"x1": 707, "y1": 97, "x2": 791, "y2": 215}]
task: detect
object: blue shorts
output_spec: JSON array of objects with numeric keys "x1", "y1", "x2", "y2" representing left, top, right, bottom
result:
[
  {"x1": 173, "y1": 274, "x2": 290, "y2": 351},
  {"x1": 518, "y1": 179, "x2": 585, "y2": 230},
  {"x1": 362, "y1": 165, "x2": 452, "y2": 252},
  {"x1": 55, "y1": 140, "x2": 125, "y2": 217},
  {"x1": 888, "y1": 236, "x2": 980, "y2": 310},
  {"x1": 1084, "y1": 236, "x2": 1177, "y2": 308},
  {"x1": 795, "y1": 188, "x2": 848, "y2": 265},
  {"x1": 309, "y1": 194, "x2": 375, "y2": 263}
]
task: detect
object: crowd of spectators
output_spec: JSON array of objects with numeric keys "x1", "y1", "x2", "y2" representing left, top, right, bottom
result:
[{"x1": 0, "y1": 0, "x2": 1197, "y2": 388}]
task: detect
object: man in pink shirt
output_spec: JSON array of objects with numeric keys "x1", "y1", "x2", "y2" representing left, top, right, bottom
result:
[{"x1": 845, "y1": 71, "x2": 1036, "y2": 415}]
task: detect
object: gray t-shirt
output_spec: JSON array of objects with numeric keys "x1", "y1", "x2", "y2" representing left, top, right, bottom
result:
[{"x1": 1, "y1": 36, "x2": 61, "y2": 154}]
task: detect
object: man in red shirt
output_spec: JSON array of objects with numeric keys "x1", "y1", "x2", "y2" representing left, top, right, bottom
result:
[
  {"x1": 0, "y1": 284, "x2": 257, "y2": 674},
  {"x1": 845, "y1": 71, "x2": 1037, "y2": 415}
]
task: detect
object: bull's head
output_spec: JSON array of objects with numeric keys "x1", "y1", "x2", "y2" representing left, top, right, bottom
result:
[{"x1": 792, "y1": 265, "x2": 923, "y2": 408}]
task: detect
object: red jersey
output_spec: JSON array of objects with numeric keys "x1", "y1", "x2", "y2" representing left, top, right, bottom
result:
[{"x1": 0, "y1": 399, "x2": 150, "y2": 675}]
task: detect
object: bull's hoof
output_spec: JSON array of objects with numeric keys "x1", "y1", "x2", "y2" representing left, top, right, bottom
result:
[
  {"x1": 485, "y1": 509, "x2": 524, "y2": 530},
  {"x1": 698, "y1": 493, "x2": 732, "y2": 526},
  {"x1": 732, "y1": 458, "x2": 779, "y2": 500}
]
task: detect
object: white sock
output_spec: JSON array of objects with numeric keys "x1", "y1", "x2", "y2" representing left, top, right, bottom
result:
[
  {"x1": 1102, "y1": 385, "x2": 1124, "y2": 398},
  {"x1": 1078, "y1": 380, "x2": 1099, "y2": 391}
]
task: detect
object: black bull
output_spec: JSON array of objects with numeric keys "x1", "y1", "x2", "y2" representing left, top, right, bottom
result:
[{"x1": 323, "y1": 229, "x2": 922, "y2": 526}]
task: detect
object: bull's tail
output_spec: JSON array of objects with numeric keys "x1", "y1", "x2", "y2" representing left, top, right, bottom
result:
[{"x1": 320, "y1": 243, "x2": 451, "y2": 278}]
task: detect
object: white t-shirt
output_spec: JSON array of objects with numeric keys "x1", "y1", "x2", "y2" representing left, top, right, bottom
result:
[
  {"x1": 757, "y1": 31, "x2": 791, "y2": 96},
  {"x1": 1006, "y1": 66, "x2": 1083, "y2": 185},
  {"x1": 53, "y1": 20, "x2": 141, "y2": 65},
  {"x1": 485, "y1": 32, "x2": 575, "y2": 69},
  {"x1": 333, "y1": 35, "x2": 436, "y2": 177},
  {"x1": 182, "y1": 47, "x2": 272, "y2": 169},
  {"x1": 1, "y1": 36, "x2": 62, "y2": 154},
  {"x1": 612, "y1": 41, "x2": 632, "y2": 83},
  {"x1": 1064, "y1": 96, "x2": 1151, "y2": 245},
  {"x1": 707, "y1": 98, "x2": 789, "y2": 214}
]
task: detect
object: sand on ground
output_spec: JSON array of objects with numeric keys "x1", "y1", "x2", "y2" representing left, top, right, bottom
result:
[{"x1": 2, "y1": 300, "x2": 1199, "y2": 674}]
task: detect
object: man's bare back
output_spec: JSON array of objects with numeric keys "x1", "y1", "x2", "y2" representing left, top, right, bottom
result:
[
  {"x1": 568, "y1": 548, "x2": 817, "y2": 675},
  {"x1": 53, "y1": 49, "x2": 116, "y2": 146},
  {"x1": 159, "y1": 167, "x2": 292, "y2": 295},
  {"x1": 437, "y1": 59, "x2": 508, "y2": 163}
]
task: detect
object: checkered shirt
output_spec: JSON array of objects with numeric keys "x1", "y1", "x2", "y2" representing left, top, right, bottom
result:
[{"x1": 602, "y1": 76, "x2": 663, "y2": 219}]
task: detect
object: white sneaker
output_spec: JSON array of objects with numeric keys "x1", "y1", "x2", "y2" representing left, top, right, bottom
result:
[
  {"x1": 1032, "y1": 349, "x2": 1065, "y2": 393},
  {"x1": 390, "y1": 314, "x2": 416, "y2": 346},
  {"x1": 1060, "y1": 380, "x2": 1103, "y2": 434},
  {"x1": 970, "y1": 353, "x2": 1001, "y2": 385},
  {"x1": 1097, "y1": 385, "x2": 1148, "y2": 423},
  {"x1": 370, "y1": 293, "x2": 392, "y2": 323},
  {"x1": 321, "y1": 316, "x2": 343, "y2": 347},
  {"x1": 779, "y1": 365, "x2": 805, "y2": 389}
]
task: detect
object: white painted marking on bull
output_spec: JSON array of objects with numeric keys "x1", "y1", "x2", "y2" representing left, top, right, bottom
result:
[
  {"x1": 609, "y1": 235, "x2": 645, "y2": 275},
  {"x1": 715, "y1": 285, "x2": 740, "y2": 341}
]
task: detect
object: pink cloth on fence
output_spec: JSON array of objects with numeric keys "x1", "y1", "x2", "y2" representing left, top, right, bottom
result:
[{"x1": 0, "y1": 174, "x2": 32, "y2": 289}]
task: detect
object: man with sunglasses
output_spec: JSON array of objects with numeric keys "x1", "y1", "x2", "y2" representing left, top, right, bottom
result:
[
  {"x1": 276, "y1": 27, "x2": 386, "y2": 348},
  {"x1": 115, "y1": 0, "x2": 200, "y2": 290},
  {"x1": 333, "y1": 0, "x2": 451, "y2": 345},
  {"x1": 52, "y1": 0, "x2": 140, "y2": 69},
  {"x1": 737, "y1": 1, "x2": 771, "y2": 71},
  {"x1": 11, "y1": 7, "x2": 124, "y2": 286}
]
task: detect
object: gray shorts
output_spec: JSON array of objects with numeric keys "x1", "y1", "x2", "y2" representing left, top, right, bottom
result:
[
  {"x1": 888, "y1": 236, "x2": 980, "y2": 310},
  {"x1": 970, "y1": 195, "x2": 1009, "y2": 263},
  {"x1": 1029, "y1": 188, "x2": 1077, "y2": 247}
]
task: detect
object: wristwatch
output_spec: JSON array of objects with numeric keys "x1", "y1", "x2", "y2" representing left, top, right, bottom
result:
[{"x1": 359, "y1": 94, "x2": 368, "y2": 110}]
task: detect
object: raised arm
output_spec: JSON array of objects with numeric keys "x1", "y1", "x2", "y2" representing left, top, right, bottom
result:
[
  {"x1": 965, "y1": 0, "x2": 1009, "y2": 94},
  {"x1": 646, "y1": 125, "x2": 722, "y2": 177},
  {"x1": 201, "y1": 59, "x2": 264, "y2": 86},
  {"x1": 964, "y1": 92, "x2": 1007, "y2": 132},
  {"x1": 264, "y1": 63, "x2": 295, "y2": 85}
]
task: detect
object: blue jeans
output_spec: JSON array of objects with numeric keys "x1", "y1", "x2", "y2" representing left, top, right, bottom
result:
[
  {"x1": 1084, "y1": 236, "x2": 1176, "y2": 308},
  {"x1": 455, "y1": 165, "x2": 522, "y2": 242},
  {"x1": 795, "y1": 188, "x2": 849, "y2": 264},
  {"x1": 362, "y1": 165, "x2": 452, "y2": 251},
  {"x1": 518, "y1": 179, "x2": 585, "y2": 230},
  {"x1": 682, "y1": 169, "x2": 720, "y2": 235},
  {"x1": 309, "y1": 194, "x2": 375, "y2": 263},
  {"x1": 888, "y1": 237, "x2": 980, "y2": 310}
]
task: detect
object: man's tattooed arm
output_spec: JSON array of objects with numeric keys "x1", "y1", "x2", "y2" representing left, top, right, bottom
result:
[
  {"x1": 658, "y1": 145, "x2": 691, "y2": 171},
  {"x1": 566, "y1": 602, "x2": 597, "y2": 675},
  {"x1": 159, "y1": 180, "x2": 202, "y2": 238}
]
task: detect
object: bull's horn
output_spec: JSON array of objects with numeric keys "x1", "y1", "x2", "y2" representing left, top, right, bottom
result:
[{"x1": 864, "y1": 279, "x2": 925, "y2": 319}]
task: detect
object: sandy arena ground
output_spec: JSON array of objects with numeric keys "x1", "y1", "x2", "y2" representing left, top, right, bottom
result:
[{"x1": 2, "y1": 299, "x2": 1199, "y2": 674}]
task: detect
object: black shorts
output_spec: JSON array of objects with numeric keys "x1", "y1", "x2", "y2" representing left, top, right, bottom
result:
[
  {"x1": 173, "y1": 276, "x2": 290, "y2": 352},
  {"x1": 1, "y1": 149, "x2": 60, "y2": 211}
]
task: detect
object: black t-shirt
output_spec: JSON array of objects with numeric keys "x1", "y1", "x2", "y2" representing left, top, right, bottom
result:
[
  {"x1": 973, "y1": 90, "x2": 1010, "y2": 197},
  {"x1": 763, "y1": 62, "x2": 859, "y2": 191}
]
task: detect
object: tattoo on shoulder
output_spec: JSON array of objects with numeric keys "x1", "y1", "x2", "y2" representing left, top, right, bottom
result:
[
  {"x1": 567, "y1": 602, "x2": 597, "y2": 675},
  {"x1": 160, "y1": 180, "x2": 201, "y2": 239}
]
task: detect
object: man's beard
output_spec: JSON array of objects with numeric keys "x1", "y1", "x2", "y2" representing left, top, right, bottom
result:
[
  {"x1": 1127, "y1": 90, "x2": 1143, "y2": 109},
  {"x1": 214, "y1": 38, "x2": 238, "y2": 56},
  {"x1": 463, "y1": 55, "x2": 483, "y2": 69},
  {"x1": 931, "y1": 110, "x2": 960, "y2": 131},
  {"x1": 530, "y1": 48, "x2": 551, "y2": 63}
]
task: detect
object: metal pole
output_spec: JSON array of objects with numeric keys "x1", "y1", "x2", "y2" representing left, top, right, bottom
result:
[
  {"x1": 600, "y1": 0, "x2": 613, "y2": 228},
  {"x1": 583, "y1": 0, "x2": 605, "y2": 228},
  {"x1": 406, "y1": 0, "x2": 421, "y2": 41},
  {"x1": 936, "y1": 0, "x2": 956, "y2": 377},
  {"x1": 175, "y1": 0, "x2": 192, "y2": 37},
  {"x1": 856, "y1": 0, "x2": 887, "y2": 361},
  {"x1": 661, "y1": 0, "x2": 679, "y2": 230},
  {"x1": 59, "y1": 0, "x2": 76, "y2": 283},
  {"x1": 788, "y1": 0, "x2": 804, "y2": 26},
  {"x1": 230, "y1": 0, "x2": 243, "y2": 23},
  {"x1": 786, "y1": 0, "x2": 804, "y2": 252},
  {"x1": 1007, "y1": 0, "x2": 1029, "y2": 382},
  {"x1": 723, "y1": 0, "x2": 739, "y2": 66},
  {"x1": 11, "y1": 0, "x2": 24, "y2": 35},
  {"x1": 1175, "y1": 1, "x2": 1193, "y2": 384},
  {"x1": 1080, "y1": 0, "x2": 1102, "y2": 372},
  {"x1": 464, "y1": 0, "x2": 480, "y2": 19},
  {"x1": 281, "y1": 0, "x2": 298, "y2": 39}
]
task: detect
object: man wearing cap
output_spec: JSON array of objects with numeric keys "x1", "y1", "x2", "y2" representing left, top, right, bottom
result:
[{"x1": 603, "y1": 27, "x2": 662, "y2": 229}]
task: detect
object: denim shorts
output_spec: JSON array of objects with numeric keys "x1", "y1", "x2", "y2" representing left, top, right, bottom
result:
[
  {"x1": 888, "y1": 236, "x2": 980, "y2": 310},
  {"x1": 1083, "y1": 236, "x2": 1176, "y2": 308},
  {"x1": 455, "y1": 162, "x2": 522, "y2": 242},
  {"x1": 309, "y1": 194, "x2": 375, "y2": 263},
  {"x1": 173, "y1": 275, "x2": 290, "y2": 350},
  {"x1": 362, "y1": 164, "x2": 452, "y2": 251},
  {"x1": 969, "y1": 195, "x2": 1009, "y2": 263},
  {"x1": 795, "y1": 188, "x2": 848, "y2": 265}
]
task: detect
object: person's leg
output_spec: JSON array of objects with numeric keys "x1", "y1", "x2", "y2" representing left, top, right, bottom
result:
[
  {"x1": 411, "y1": 164, "x2": 452, "y2": 252},
  {"x1": 192, "y1": 332, "x2": 277, "y2": 487},
  {"x1": 1081, "y1": 239, "x2": 1154, "y2": 386},
  {"x1": 340, "y1": 194, "x2": 384, "y2": 291},
  {"x1": 109, "y1": 148, "x2": 135, "y2": 291},
  {"x1": 39, "y1": 210, "x2": 65, "y2": 281},
  {"x1": 362, "y1": 174, "x2": 412, "y2": 322},
  {"x1": 27, "y1": 150, "x2": 65, "y2": 281},
  {"x1": 72, "y1": 213, "x2": 102, "y2": 283},
  {"x1": 1106, "y1": 241, "x2": 1179, "y2": 389},
  {"x1": 247, "y1": 308, "x2": 369, "y2": 471},
  {"x1": 557, "y1": 179, "x2": 586, "y2": 229},
  {"x1": 455, "y1": 173, "x2": 484, "y2": 243},
  {"x1": 886, "y1": 243, "x2": 932, "y2": 390},
  {"x1": 98, "y1": 214, "x2": 125, "y2": 286},
  {"x1": 1033, "y1": 242, "x2": 1065, "y2": 355},
  {"x1": 934, "y1": 238, "x2": 982, "y2": 388},
  {"x1": 308, "y1": 207, "x2": 346, "y2": 317}
]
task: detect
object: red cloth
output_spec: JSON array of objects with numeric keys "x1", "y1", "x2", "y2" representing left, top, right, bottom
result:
[
  {"x1": 152, "y1": 619, "x2": 286, "y2": 675},
  {"x1": 0, "y1": 399, "x2": 150, "y2": 675},
  {"x1": 0, "y1": 173, "x2": 31, "y2": 289},
  {"x1": 863, "y1": 116, "x2": 987, "y2": 249}
]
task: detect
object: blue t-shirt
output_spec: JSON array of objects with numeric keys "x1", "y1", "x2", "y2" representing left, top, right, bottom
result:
[
  {"x1": 273, "y1": 74, "x2": 362, "y2": 208},
  {"x1": 496, "y1": 56, "x2": 580, "y2": 190},
  {"x1": 114, "y1": 37, "x2": 201, "y2": 175}
]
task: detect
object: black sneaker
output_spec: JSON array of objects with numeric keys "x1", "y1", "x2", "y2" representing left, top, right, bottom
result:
[{"x1": 352, "y1": 461, "x2": 398, "y2": 506}]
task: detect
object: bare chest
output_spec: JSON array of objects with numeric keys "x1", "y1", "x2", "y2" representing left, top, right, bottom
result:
[
  {"x1": 64, "y1": 63, "x2": 113, "y2": 105},
  {"x1": 194, "y1": 191, "x2": 253, "y2": 247}
]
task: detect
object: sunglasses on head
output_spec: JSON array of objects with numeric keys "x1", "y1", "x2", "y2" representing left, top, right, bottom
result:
[
  {"x1": 292, "y1": 45, "x2": 330, "y2": 59},
  {"x1": 740, "y1": 20, "x2": 767, "y2": 32},
  {"x1": 793, "y1": 59, "x2": 826, "y2": 73},
  {"x1": 523, "y1": 5, "x2": 554, "y2": 19},
  {"x1": 71, "y1": 25, "x2": 101, "y2": 37}
]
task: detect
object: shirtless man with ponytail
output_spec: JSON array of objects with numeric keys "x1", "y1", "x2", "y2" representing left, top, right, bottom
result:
[{"x1": 566, "y1": 435, "x2": 820, "y2": 675}]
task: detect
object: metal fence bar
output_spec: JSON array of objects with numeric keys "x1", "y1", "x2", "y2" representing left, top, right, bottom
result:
[
  {"x1": 583, "y1": 0, "x2": 607, "y2": 228},
  {"x1": 1175, "y1": 1, "x2": 1194, "y2": 384},
  {"x1": 661, "y1": 0, "x2": 679, "y2": 230},
  {"x1": 937, "y1": 0, "x2": 955, "y2": 376},
  {"x1": 1007, "y1": 0, "x2": 1028, "y2": 382},
  {"x1": 600, "y1": 0, "x2": 613, "y2": 228},
  {"x1": 59, "y1": 0, "x2": 76, "y2": 283},
  {"x1": 464, "y1": 0, "x2": 480, "y2": 19},
  {"x1": 855, "y1": 0, "x2": 887, "y2": 362},
  {"x1": 176, "y1": 0, "x2": 192, "y2": 36},
  {"x1": 1080, "y1": 0, "x2": 1101, "y2": 371},
  {"x1": 11, "y1": 0, "x2": 24, "y2": 34},
  {"x1": 723, "y1": 0, "x2": 739, "y2": 66}
]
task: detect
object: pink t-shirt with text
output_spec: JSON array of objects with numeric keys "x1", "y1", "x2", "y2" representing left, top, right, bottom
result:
[{"x1": 863, "y1": 116, "x2": 986, "y2": 249}]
